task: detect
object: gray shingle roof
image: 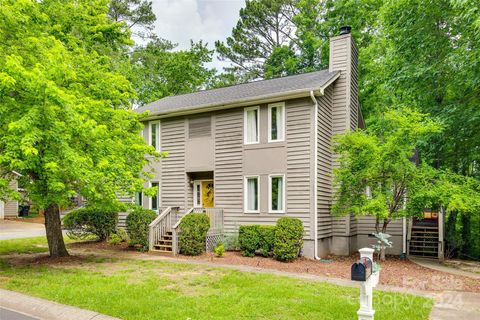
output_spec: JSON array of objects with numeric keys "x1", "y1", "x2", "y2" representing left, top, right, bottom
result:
[{"x1": 136, "y1": 69, "x2": 339, "y2": 116}]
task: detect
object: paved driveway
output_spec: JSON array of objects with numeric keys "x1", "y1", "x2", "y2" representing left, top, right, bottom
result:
[{"x1": 0, "y1": 220, "x2": 45, "y2": 240}]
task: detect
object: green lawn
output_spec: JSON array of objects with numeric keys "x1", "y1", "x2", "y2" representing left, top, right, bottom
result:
[
  {"x1": 0, "y1": 238, "x2": 434, "y2": 320},
  {"x1": 0, "y1": 236, "x2": 76, "y2": 255}
]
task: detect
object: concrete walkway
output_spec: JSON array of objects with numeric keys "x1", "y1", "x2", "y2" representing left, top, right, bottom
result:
[
  {"x1": 410, "y1": 256, "x2": 480, "y2": 279},
  {"x1": 0, "y1": 289, "x2": 120, "y2": 320},
  {"x1": 0, "y1": 220, "x2": 45, "y2": 240}
]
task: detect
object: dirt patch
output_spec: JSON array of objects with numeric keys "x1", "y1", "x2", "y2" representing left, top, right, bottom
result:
[
  {"x1": 443, "y1": 259, "x2": 480, "y2": 274},
  {"x1": 67, "y1": 240, "x2": 135, "y2": 251},
  {"x1": 173, "y1": 251, "x2": 480, "y2": 293},
  {"x1": 3, "y1": 253, "x2": 95, "y2": 268}
]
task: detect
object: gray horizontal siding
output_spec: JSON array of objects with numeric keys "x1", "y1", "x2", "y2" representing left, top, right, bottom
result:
[
  {"x1": 214, "y1": 109, "x2": 244, "y2": 233},
  {"x1": 161, "y1": 118, "x2": 186, "y2": 212},
  {"x1": 286, "y1": 100, "x2": 313, "y2": 238},
  {"x1": 355, "y1": 216, "x2": 403, "y2": 236},
  {"x1": 317, "y1": 86, "x2": 333, "y2": 239}
]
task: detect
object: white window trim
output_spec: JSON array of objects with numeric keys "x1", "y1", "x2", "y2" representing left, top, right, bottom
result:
[
  {"x1": 244, "y1": 106, "x2": 260, "y2": 145},
  {"x1": 268, "y1": 102, "x2": 285, "y2": 142},
  {"x1": 193, "y1": 180, "x2": 202, "y2": 208},
  {"x1": 244, "y1": 175, "x2": 260, "y2": 213},
  {"x1": 268, "y1": 174, "x2": 286, "y2": 213},
  {"x1": 148, "y1": 121, "x2": 161, "y2": 151},
  {"x1": 149, "y1": 181, "x2": 160, "y2": 211}
]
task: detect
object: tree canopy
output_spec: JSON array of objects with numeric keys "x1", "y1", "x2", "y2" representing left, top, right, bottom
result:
[
  {"x1": 332, "y1": 108, "x2": 480, "y2": 259},
  {"x1": 0, "y1": 0, "x2": 158, "y2": 256}
]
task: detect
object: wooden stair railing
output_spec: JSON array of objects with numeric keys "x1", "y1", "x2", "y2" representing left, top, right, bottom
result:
[{"x1": 148, "y1": 206, "x2": 179, "y2": 252}]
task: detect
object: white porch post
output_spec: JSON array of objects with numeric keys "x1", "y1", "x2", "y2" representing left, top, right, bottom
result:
[{"x1": 438, "y1": 207, "x2": 445, "y2": 261}]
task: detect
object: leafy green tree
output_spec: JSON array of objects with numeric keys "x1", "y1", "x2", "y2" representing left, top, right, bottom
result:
[
  {"x1": 332, "y1": 108, "x2": 480, "y2": 260},
  {"x1": 0, "y1": 0, "x2": 158, "y2": 257},
  {"x1": 108, "y1": 0, "x2": 156, "y2": 38},
  {"x1": 215, "y1": 0, "x2": 298, "y2": 81},
  {"x1": 362, "y1": 0, "x2": 480, "y2": 175},
  {"x1": 129, "y1": 38, "x2": 216, "y2": 105}
]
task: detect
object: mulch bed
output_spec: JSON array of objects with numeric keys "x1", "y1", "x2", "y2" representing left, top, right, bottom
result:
[
  {"x1": 66, "y1": 241, "x2": 480, "y2": 293},
  {"x1": 175, "y1": 251, "x2": 480, "y2": 293}
]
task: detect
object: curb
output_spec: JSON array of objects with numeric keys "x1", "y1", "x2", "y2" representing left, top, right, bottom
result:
[{"x1": 0, "y1": 289, "x2": 121, "y2": 320}]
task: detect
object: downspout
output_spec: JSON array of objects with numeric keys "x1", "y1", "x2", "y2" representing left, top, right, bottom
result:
[{"x1": 310, "y1": 90, "x2": 321, "y2": 260}]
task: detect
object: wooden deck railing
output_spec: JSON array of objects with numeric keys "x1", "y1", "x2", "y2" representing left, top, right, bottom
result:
[{"x1": 148, "y1": 206, "x2": 179, "y2": 251}]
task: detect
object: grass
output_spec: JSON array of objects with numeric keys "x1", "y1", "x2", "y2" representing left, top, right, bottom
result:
[
  {"x1": 0, "y1": 238, "x2": 434, "y2": 320},
  {"x1": 0, "y1": 236, "x2": 76, "y2": 255}
]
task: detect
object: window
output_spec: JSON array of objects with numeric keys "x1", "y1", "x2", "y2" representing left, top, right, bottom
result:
[
  {"x1": 134, "y1": 191, "x2": 142, "y2": 206},
  {"x1": 269, "y1": 175, "x2": 285, "y2": 213},
  {"x1": 244, "y1": 106, "x2": 259, "y2": 144},
  {"x1": 194, "y1": 181, "x2": 202, "y2": 207},
  {"x1": 149, "y1": 121, "x2": 160, "y2": 151},
  {"x1": 268, "y1": 102, "x2": 285, "y2": 142},
  {"x1": 150, "y1": 182, "x2": 159, "y2": 211},
  {"x1": 244, "y1": 176, "x2": 259, "y2": 213}
]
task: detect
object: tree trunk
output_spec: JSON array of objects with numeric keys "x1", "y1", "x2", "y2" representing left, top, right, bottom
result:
[
  {"x1": 44, "y1": 203, "x2": 69, "y2": 257},
  {"x1": 379, "y1": 218, "x2": 390, "y2": 261}
]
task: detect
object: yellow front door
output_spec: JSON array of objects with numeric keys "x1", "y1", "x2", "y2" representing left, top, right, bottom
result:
[{"x1": 201, "y1": 181, "x2": 214, "y2": 208}]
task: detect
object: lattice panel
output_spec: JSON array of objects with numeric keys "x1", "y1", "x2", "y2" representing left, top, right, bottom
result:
[{"x1": 206, "y1": 233, "x2": 223, "y2": 252}]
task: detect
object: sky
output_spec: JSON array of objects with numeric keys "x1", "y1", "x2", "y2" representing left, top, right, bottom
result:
[{"x1": 149, "y1": 0, "x2": 246, "y2": 70}]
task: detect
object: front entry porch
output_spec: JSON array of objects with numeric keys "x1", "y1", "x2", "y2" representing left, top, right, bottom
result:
[{"x1": 148, "y1": 206, "x2": 224, "y2": 254}]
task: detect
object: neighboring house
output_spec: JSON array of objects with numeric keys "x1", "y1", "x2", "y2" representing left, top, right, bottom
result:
[
  {"x1": 0, "y1": 173, "x2": 20, "y2": 219},
  {"x1": 134, "y1": 28, "x2": 426, "y2": 259}
]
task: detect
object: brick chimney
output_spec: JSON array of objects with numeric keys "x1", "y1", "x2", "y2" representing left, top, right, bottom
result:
[{"x1": 329, "y1": 26, "x2": 361, "y2": 133}]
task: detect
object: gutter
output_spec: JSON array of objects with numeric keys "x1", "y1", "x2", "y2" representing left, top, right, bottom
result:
[{"x1": 310, "y1": 90, "x2": 321, "y2": 261}]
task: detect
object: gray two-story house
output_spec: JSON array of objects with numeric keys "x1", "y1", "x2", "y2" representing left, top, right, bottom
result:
[{"x1": 135, "y1": 29, "x2": 408, "y2": 259}]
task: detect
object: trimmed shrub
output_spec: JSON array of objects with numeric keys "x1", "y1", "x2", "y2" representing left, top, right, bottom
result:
[
  {"x1": 63, "y1": 207, "x2": 118, "y2": 241},
  {"x1": 258, "y1": 226, "x2": 276, "y2": 257},
  {"x1": 239, "y1": 225, "x2": 276, "y2": 257},
  {"x1": 179, "y1": 213, "x2": 210, "y2": 256},
  {"x1": 239, "y1": 225, "x2": 260, "y2": 257},
  {"x1": 108, "y1": 233, "x2": 122, "y2": 245},
  {"x1": 214, "y1": 243, "x2": 225, "y2": 257},
  {"x1": 273, "y1": 217, "x2": 304, "y2": 262},
  {"x1": 126, "y1": 206, "x2": 156, "y2": 250}
]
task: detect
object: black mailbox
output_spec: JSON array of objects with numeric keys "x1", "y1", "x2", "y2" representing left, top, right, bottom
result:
[{"x1": 351, "y1": 257, "x2": 372, "y2": 281}]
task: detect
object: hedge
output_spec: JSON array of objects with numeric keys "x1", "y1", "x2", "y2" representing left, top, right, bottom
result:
[
  {"x1": 179, "y1": 213, "x2": 210, "y2": 255},
  {"x1": 63, "y1": 207, "x2": 118, "y2": 241},
  {"x1": 273, "y1": 217, "x2": 304, "y2": 262},
  {"x1": 126, "y1": 206, "x2": 156, "y2": 250},
  {"x1": 238, "y1": 225, "x2": 276, "y2": 257}
]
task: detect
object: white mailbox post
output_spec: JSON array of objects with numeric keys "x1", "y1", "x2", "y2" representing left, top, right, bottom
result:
[{"x1": 357, "y1": 247, "x2": 380, "y2": 320}]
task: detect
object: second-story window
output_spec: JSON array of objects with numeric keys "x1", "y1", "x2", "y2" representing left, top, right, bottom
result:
[
  {"x1": 150, "y1": 121, "x2": 160, "y2": 151},
  {"x1": 244, "y1": 106, "x2": 259, "y2": 144},
  {"x1": 268, "y1": 102, "x2": 285, "y2": 142}
]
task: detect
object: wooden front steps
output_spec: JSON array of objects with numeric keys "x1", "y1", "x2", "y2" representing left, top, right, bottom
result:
[
  {"x1": 409, "y1": 224, "x2": 439, "y2": 258},
  {"x1": 153, "y1": 231, "x2": 173, "y2": 253}
]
